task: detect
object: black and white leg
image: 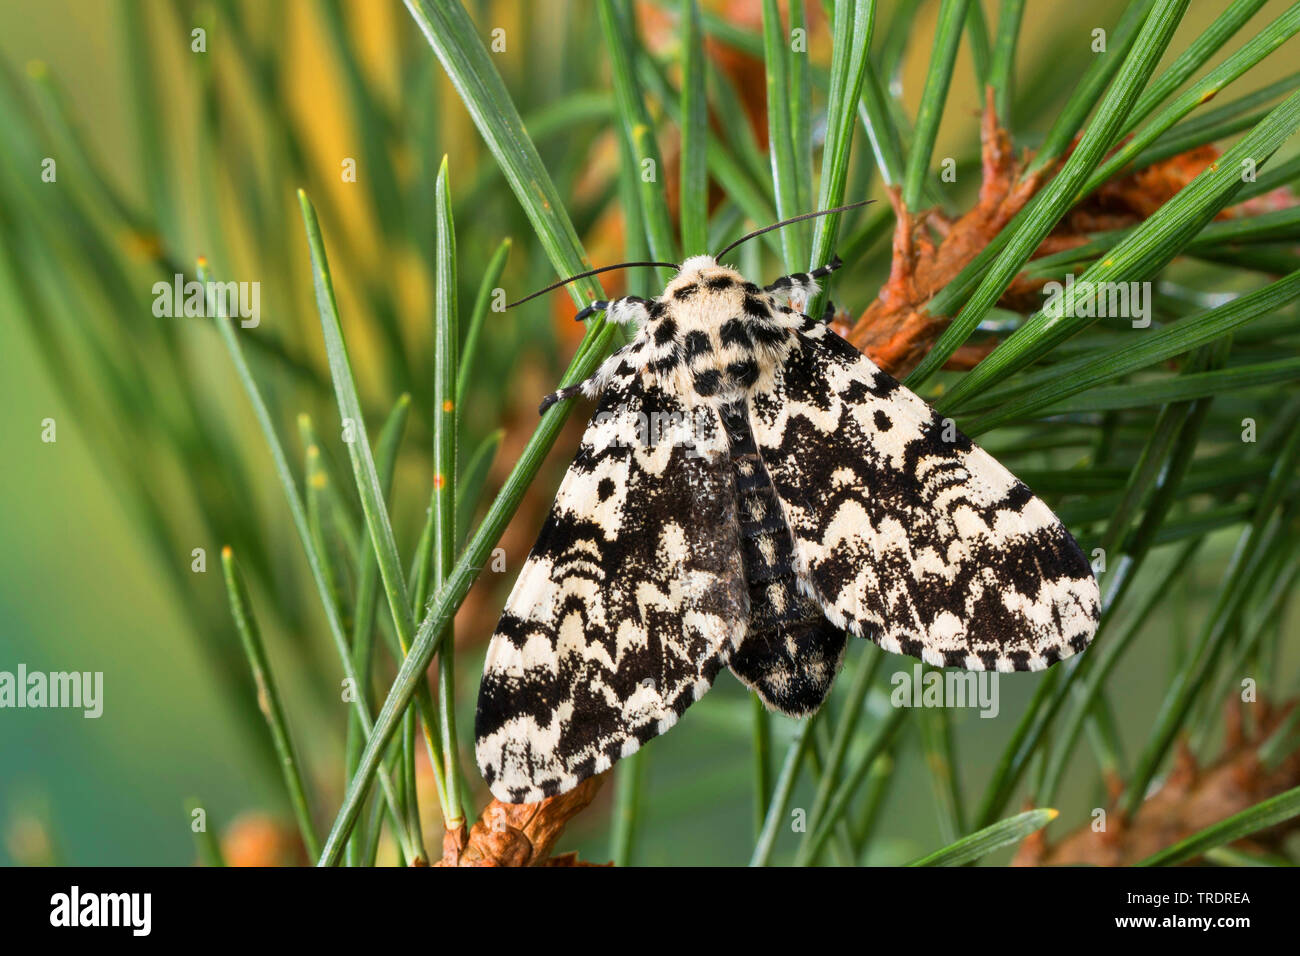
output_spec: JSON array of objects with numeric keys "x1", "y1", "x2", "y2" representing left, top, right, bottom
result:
[
  {"x1": 538, "y1": 341, "x2": 640, "y2": 415},
  {"x1": 764, "y1": 255, "x2": 844, "y2": 306},
  {"x1": 575, "y1": 295, "x2": 655, "y2": 326}
]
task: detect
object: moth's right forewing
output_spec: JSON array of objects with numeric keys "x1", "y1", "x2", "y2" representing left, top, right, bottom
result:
[{"x1": 749, "y1": 325, "x2": 1100, "y2": 672}]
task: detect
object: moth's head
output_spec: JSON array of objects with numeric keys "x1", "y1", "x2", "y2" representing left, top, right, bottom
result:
[
  {"x1": 663, "y1": 255, "x2": 746, "y2": 298},
  {"x1": 677, "y1": 254, "x2": 719, "y2": 276},
  {"x1": 507, "y1": 203, "x2": 871, "y2": 319}
]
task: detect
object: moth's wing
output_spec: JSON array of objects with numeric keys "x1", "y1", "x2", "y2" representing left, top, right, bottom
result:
[
  {"x1": 475, "y1": 371, "x2": 747, "y2": 803},
  {"x1": 749, "y1": 324, "x2": 1100, "y2": 671}
]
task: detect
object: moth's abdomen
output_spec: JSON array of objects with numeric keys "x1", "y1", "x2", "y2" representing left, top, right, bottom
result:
[{"x1": 720, "y1": 400, "x2": 847, "y2": 715}]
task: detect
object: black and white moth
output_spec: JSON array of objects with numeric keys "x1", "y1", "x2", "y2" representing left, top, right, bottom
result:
[{"x1": 475, "y1": 242, "x2": 1100, "y2": 804}]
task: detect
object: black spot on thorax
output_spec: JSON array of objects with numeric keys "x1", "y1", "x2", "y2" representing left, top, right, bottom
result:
[
  {"x1": 683, "y1": 330, "x2": 712, "y2": 359},
  {"x1": 652, "y1": 352, "x2": 680, "y2": 374},
  {"x1": 742, "y1": 294, "x2": 771, "y2": 319},
  {"x1": 693, "y1": 368, "x2": 722, "y2": 396},
  {"x1": 719, "y1": 318, "x2": 752, "y2": 349},
  {"x1": 727, "y1": 358, "x2": 759, "y2": 388},
  {"x1": 749, "y1": 321, "x2": 788, "y2": 347},
  {"x1": 653, "y1": 317, "x2": 678, "y2": 345}
]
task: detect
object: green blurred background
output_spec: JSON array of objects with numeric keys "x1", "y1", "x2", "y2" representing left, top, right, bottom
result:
[{"x1": 1, "y1": 0, "x2": 1298, "y2": 866}]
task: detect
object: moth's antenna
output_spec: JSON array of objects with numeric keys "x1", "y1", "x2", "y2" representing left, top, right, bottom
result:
[
  {"x1": 713, "y1": 200, "x2": 873, "y2": 262},
  {"x1": 506, "y1": 261, "x2": 679, "y2": 310}
]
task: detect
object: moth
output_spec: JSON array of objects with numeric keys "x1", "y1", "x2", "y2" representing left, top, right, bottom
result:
[{"x1": 476, "y1": 205, "x2": 1100, "y2": 804}]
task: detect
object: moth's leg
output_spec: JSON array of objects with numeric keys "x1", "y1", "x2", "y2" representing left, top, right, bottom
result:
[
  {"x1": 543, "y1": 298, "x2": 655, "y2": 414},
  {"x1": 764, "y1": 255, "x2": 843, "y2": 306},
  {"x1": 538, "y1": 340, "x2": 641, "y2": 415},
  {"x1": 543, "y1": 297, "x2": 654, "y2": 413},
  {"x1": 575, "y1": 295, "x2": 655, "y2": 326}
]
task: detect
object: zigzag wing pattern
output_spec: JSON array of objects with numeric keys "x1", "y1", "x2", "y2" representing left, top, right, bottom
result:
[
  {"x1": 475, "y1": 370, "x2": 747, "y2": 803},
  {"x1": 748, "y1": 323, "x2": 1100, "y2": 672}
]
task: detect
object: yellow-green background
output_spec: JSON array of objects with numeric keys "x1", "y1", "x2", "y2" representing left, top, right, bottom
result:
[{"x1": 1, "y1": 0, "x2": 1297, "y2": 865}]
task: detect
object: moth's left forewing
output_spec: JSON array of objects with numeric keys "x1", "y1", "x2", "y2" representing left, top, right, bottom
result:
[
  {"x1": 749, "y1": 324, "x2": 1100, "y2": 672},
  {"x1": 475, "y1": 371, "x2": 747, "y2": 803}
]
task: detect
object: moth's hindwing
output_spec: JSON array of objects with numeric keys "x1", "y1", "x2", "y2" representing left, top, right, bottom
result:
[
  {"x1": 750, "y1": 324, "x2": 1101, "y2": 672},
  {"x1": 475, "y1": 371, "x2": 747, "y2": 803}
]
